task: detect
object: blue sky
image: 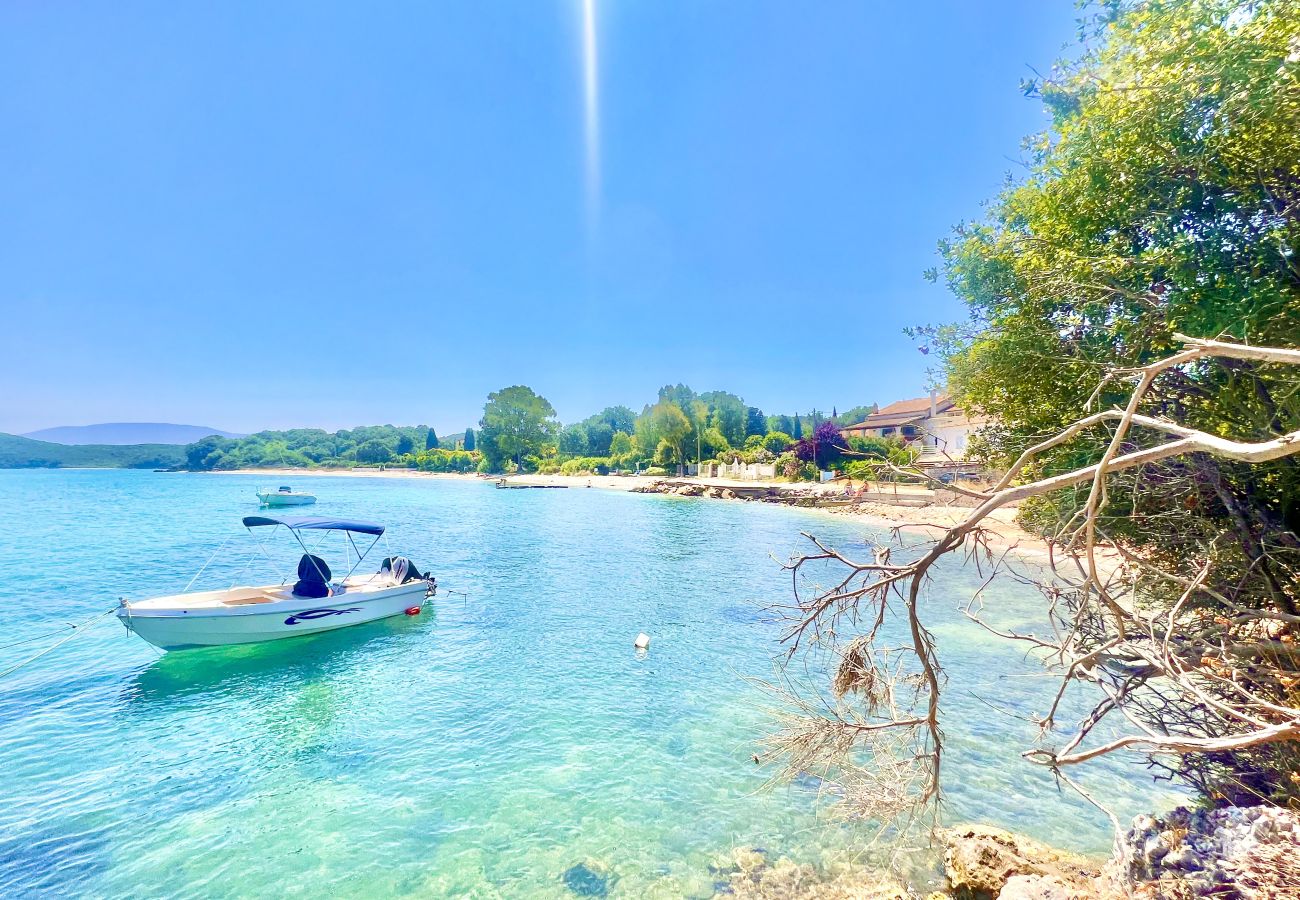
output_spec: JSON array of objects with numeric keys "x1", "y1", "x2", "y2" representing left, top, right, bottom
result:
[{"x1": 0, "y1": 2, "x2": 1078, "y2": 435}]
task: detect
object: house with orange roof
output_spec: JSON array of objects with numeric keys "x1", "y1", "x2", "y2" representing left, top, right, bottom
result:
[{"x1": 839, "y1": 391, "x2": 986, "y2": 465}]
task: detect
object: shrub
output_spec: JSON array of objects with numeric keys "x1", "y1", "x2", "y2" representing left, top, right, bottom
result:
[
  {"x1": 763, "y1": 432, "x2": 793, "y2": 454},
  {"x1": 777, "y1": 452, "x2": 800, "y2": 480},
  {"x1": 559, "y1": 456, "x2": 610, "y2": 475}
]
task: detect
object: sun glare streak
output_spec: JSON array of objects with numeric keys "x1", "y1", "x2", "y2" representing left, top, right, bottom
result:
[{"x1": 582, "y1": 0, "x2": 599, "y2": 228}]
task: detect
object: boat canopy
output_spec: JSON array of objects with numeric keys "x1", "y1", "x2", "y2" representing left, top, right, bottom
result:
[{"x1": 242, "y1": 515, "x2": 386, "y2": 536}]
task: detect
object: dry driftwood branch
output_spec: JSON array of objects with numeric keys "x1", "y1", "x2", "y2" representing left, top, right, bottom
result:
[{"x1": 765, "y1": 334, "x2": 1300, "y2": 831}]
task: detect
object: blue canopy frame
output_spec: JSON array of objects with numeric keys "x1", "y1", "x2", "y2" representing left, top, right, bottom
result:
[
  {"x1": 241, "y1": 516, "x2": 387, "y2": 586},
  {"x1": 241, "y1": 516, "x2": 385, "y2": 536}
]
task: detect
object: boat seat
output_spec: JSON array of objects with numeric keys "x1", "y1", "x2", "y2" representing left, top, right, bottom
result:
[{"x1": 293, "y1": 554, "x2": 332, "y2": 599}]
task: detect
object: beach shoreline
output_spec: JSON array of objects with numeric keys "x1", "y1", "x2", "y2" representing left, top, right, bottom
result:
[{"x1": 189, "y1": 466, "x2": 1062, "y2": 562}]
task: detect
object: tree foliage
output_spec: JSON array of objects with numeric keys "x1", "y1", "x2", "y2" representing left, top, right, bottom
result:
[
  {"x1": 182, "y1": 425, "x2": 430, "y2": 470},
  {"x1": 835, "y1": 405, "x2": 877, "y2": 426},
  {"x1": 559, "y1": 423, "x2": 590, "y2": 456},
  {"x1": 636, "y1": 402, "x2": 692, "y2": 467},
  {"x1": 0, "y1": 433, "x2": 185, "y2": 469},
  {"x1": 586, "y1": 405, "x2": 636, "y2": 435},
  {"x1": 479, "y1": 385, "x2": 560, "y2": 470},
  {"x1": 700, "y1": 391, "x2": 747, "y2": 447},
  {"x1": 925, "y1": 0, "x2": 1300, "y2": 805},
  {"x1": 356, "y1": 439, "x2": 393, "y2": 464}
]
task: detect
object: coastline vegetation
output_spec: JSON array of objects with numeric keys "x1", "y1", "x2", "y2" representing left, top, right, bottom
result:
[
  {"x1": 132, "y1": 390, "x2": 895, "y2": 481},
  {"x1": 2, "y1": 397, "x2": 895, "y2": 479},
  {"x1": 0, "y1": 433, "x2": 185, "y2": 469}
]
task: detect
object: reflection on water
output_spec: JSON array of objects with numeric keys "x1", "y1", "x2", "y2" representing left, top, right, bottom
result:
[
  {"x1": 120, "y1": 613, "x2": 432, "y2": 708},
  {"x1": 0, "y1": 470, "x2": 1182, "y2": 898}
]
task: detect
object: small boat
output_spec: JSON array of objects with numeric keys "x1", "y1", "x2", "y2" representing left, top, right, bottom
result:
[
  {"x1": 117, "y1": 516, "x2": 435, "y2": 651},
  {"x1": 494, "y1": 478, "x2": 568, "y2": 489},
  {"x1": 257, "y1": 485, "x2": 317, "y2": 506}
]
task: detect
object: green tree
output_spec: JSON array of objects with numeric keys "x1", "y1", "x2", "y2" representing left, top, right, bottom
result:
[
  {"x1": 701, "y1": 391, "x2": 747, "y2": 447},
  {"x1": 925, "y1": 0, "x2": 1300, "y2": 806},
  {"x1": 701, "y1": 426, "x2": 731, "y2": 458},
  {"x1": 687, "y1": 400, "x2": 709, "y2": 465},
  {"x1": 425, "y1": 428, "x2": 439, "y2": 451},
  {"x1": 657, "y1": 384, "x2": 697, "y2": 410},
  {"x1": 584, "y1": 421, "x2": 614, "y2": 456},
  {"x1": 397, "y1": 434, "x2": 415, "y2": 455},
  {"x1": 745, "y1": 406, "x2": 766, "y2": 437},
  {"x1": 608, "y1": 430, "x2": 636, "y2": 461},
  {"x1": 185, "y1": 435, "x2": 234, "y2": 470},
  {"x1": 356, "y1": 440, "x2": 392, "y2": 464},
  {"x1": 836, "y1": 405, "x2": 876, "y2": 426},
  {"x1": 559, "y1": 423, "x2": 590, "y2": 456},
  {"x1": 463, "y1": 428, "x2": 476, "y2": 452},
  {"x1": 768, "y1": 414, "x2": 793, "y2": 435},
  {"x1": 791, "y1": 415, "x2": 803, "y2": 440},
  {"x1": 589, "y1": 405, "x2": 636, "y2": 435},
  {"x1": 479, "y1": 385, "x2": 560, "y2": 471},
  {"x1": 762, "y1": 431, "x2": 793, "y2": 455},
  {"x1": 636, "y1": 402, "x2": 691, "y2": 469}
]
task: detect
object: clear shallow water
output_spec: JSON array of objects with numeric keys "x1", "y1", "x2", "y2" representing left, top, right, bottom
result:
[{"x1": 0, "y1": 470, "x2": 1181, "y2": 898}]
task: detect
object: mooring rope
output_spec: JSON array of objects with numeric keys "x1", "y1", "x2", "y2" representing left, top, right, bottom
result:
[{"x1": 0, "y1": 607, "x2": 118, "y2": 680}]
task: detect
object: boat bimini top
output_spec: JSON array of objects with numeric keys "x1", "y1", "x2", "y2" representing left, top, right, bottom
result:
[
  {"x1": 239, "y1": 515, "x2": 391, "y2": 593},
  {"x1": 242, "y1": 515, "x2": 385, "y2": 536}
]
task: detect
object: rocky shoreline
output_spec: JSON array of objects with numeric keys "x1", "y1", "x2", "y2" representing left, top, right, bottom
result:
[
  {"x1": 630, "y1": 478, "x2": 874, "y2": 507},
  {"x1": 709, "y1": 807, "x2": 1298, "y2": 899}
]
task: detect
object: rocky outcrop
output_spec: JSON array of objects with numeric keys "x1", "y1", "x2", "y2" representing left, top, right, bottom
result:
[
  {"x1": 1112, "y1": 806, "x2": 1300, "y2": 898},
  {"x1": 941, "y1": 826, "x2": 1101, "y2": 900},
  {"x1": 631, "y1": 481, "x2": 747, "y2": 500},
  {"x1": 698, "y1": 807, "x2": 1298, "y2": 899}
]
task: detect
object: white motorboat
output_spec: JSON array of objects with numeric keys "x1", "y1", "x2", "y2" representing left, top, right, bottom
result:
[
  {"x1": 117, "y1": 516, "x2": 435, "y2": 651},
  {"x1": 257, "y1": 485, "x2": 317, "y2": 506}
]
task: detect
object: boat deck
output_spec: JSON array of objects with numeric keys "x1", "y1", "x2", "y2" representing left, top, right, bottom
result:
[{"x1": 129, "y1": 574, "x2": 402, "y2": 611}]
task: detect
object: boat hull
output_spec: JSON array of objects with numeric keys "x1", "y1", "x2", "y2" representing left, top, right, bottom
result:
[{"x1": 118, "y1": 582, "x2": 428, "y2": 651}]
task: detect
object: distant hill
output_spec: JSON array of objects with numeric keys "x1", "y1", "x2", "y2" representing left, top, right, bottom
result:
[
  {"x1": 21, "y1": 423, "x2": 244, "y2": 446},
  {"x1": 0, "y1": 433, "x2": 186, "y2": 469}
]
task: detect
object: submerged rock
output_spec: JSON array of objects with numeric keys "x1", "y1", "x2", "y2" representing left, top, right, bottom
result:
[
  {"x1": 732, "y1": 847, "x2": 766, "y2": 874},
  {"x1": 563, "y1": 860, "x2": 614, "y2": 897},
  {"x1": 711, "y1": 846, "x2": 909, "y2": 899}
]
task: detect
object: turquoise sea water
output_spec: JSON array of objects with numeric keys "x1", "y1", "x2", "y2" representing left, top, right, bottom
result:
[{"x1": 0, "y1": 470, "x2": 1181, "y2": 898}]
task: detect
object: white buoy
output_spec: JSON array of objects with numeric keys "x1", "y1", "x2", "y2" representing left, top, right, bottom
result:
[{"x1": 634, "y1": 632, "x2": 651, "y2": 650}]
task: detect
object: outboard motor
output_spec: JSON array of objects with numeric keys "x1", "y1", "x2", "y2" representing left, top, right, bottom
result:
[
  {"x1": 379, "y1": 556, "x2": 437, "y2": 597},
  {"x1": 379, "y1": 556, "x2": 426, "y2": 584}
]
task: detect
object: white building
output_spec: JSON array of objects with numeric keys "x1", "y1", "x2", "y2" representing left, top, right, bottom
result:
[{"x1": 840, "y1": 390, "x2": 987, "y2": 467}]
